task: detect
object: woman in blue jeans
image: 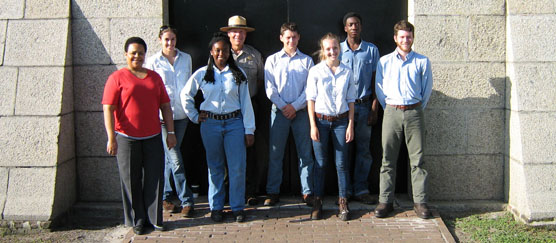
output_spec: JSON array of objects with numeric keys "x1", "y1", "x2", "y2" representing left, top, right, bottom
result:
[
  {"x1": 306, "y1": 33, "x2": 356, "y2": 221},
  {"x1": 181, "y1": 32, "x2": 255, "y2": 223}
]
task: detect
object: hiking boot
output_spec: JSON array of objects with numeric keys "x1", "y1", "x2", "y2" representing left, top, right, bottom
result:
[
  {"x1": 233, "y1": 210, "x2": 245, "y2": 222},
  {"x1": 338, "y1": 197, "x2": 350, "y2": 221},
  {"x1": 210, "y1": 210, "x2": 223, "y2": 222},
  {"x1": 414, "y1": 203, "x2": 432, "y2": 219},
  {"x1": 246, "y1": 195, "x2": 259, "y2": 206}
]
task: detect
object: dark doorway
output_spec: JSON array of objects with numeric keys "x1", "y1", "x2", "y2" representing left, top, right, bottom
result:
[{"x1": 171, "y1": 0, "x2": 408, "y2": 196}]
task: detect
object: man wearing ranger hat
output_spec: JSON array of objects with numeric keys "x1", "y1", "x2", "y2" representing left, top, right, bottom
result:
[{"x1": 221, "y1": 15, "x2": 265, "y2": 206}]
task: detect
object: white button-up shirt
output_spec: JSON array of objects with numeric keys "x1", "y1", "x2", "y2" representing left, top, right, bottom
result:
[
  {"x1": 306, "y1": 62, "x2": 357, "y2": 116},
  {"x1": 144, "y1": 49, "x2": 192, "y2": 120},
  {"x1": 375, "y1": 48, "x2": 433, "y2": 109},
  {"x1": 181, "y1": 65, "x2": 255, "y2": 135},
  {"x1": 265, "y1": 49, "x2": 314, "y2": 111}
]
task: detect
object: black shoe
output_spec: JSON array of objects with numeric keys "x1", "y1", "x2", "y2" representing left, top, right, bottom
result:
[
  {"x1": 264, "y1": 194, "x2": 280, "y2": 206},
  {"x1": 302, "y1": 194, "x2": 314, "y2": 207},
  {"x1": 153, "y1": 224, "x2": 167, "y2": 231},
  {"x1": 311, "y1": 197, "x2": 323, "y2": 220},
  {"x1": 374, "y1": 203, "x2": 394, "y2": 218},
  {"x1": 210, "y1": 210, "x2": 223, "y2": 222},
  {"x1": 246, "y1": 195, "x2": 259, "y2": 206},
  {"x1": 233, "y1": 210, "x2": 245, "y2": 222},
  {"x1": 133, "y1": 224, "x2": 145, "y2": 235},
  {"x1": 414, "y1": 203, "x2": 432, "y2": 219}
]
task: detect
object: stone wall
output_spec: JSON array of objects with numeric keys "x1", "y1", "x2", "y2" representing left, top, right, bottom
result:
[
  {"x1": 0, "y1": 0, "x2": 75, "y2": 221},
  {"x1": 506, "y1": 0, "x2": 556, "y2": 223},
  {"x1": 409, "y1": 0, "x2": 507, "y2": 201},
  {"x1": 71, "y1": 0, "x2": 164, "y2": 202}
]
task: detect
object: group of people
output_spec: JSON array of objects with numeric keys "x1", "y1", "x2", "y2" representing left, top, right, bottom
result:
[{"x1": 102, "y1": 12, "x2": 433, "y2": 235}]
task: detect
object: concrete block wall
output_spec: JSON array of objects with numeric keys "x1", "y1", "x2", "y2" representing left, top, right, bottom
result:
[
  {"x1": 0, "y1": 0, "x2": 75, "y2": 221},
  {"x1": 506, "y1": 0, "x2": 556, "y2": 223},
  {"x1": 409, "y1": 0, "x2": 507, "y2": 201},
  {"x1": 71, "y1": 0, "x2": 164, "y2": 202}
]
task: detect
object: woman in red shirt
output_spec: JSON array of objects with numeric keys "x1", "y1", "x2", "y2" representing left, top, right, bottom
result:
[{"x1": 102, "y1": 37, "x2": 176, "y2": 235}]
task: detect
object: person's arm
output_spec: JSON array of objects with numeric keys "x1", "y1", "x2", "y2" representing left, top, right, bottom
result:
[
  {"x1": 346, "y1": 102, "x2": 355, "y2": 143},
  {"x1": 103, "y1": 104, "x2": 117, "y2": 156},
  {"x1": 375, "y1": 61, "x2": 386, "y2": 109},
  {"x1": 239, "y1": 77, "x2": 256, "y2": 147},
  {"x1": 368, "y1": 71, "x2": 378, "y2": 125},
  {"x1": 421, "y1": 58, "x2": 433, "y2": 109},
  {"x1": 181, "y1": 71, "x2": 201, "y2": 123},
  {"x1": 307, "y1": 100, "x2": 319, "y2": 142},
  {"x1": 160, "y1": 102, "x2": 177, "y2": 149},
  {"x1": 264, "y1": 56, "x2": 293, "y2": 119}
]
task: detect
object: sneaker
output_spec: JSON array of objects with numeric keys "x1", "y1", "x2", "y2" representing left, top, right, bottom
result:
[
  {"x1": 310, "y1": 197, "x2": 323, "y2": 220},
  {"x1": 264, "y1": 194, "x2": 280, "y2": 206},
  {"x1": 181, "y1": 206, "x2": 194, "y2": 218},
  {"x1": 302, "y1": 194, "x2": 314, "y2": 207},
  {"x1": 210, "y1": 210, "x2": 223, "y2": 222},
  {"x1": 338, "y1": 197, "x2": 350, "y2": 221},
  {"x1": 351, "y1": 193, "x2": 377, "y2": 205},
  {"x1": 233, "y1": 210, "x2": 245, "y2": 222},
  {"x1": 163, "y1": 200, "x2": 179, "y2": 213}
]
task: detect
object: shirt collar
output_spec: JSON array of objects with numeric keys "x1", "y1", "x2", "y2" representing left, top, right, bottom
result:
[
  {"x1": 395, "y1": 48, "x2": 414, "y2": 61},
  {"x1": 279, "y1": 48, "x2": 299, "y2": 57},
  {"x1": 342, "y1": 39, "x2": 364, "y2": 52},
  {"x1": 213, "y1": 65, "x2": 230, "y2": 74}
]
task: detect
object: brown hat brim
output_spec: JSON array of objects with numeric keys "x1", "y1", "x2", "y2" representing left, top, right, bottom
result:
[{"x1": 220, "y1": 26, "x2": 255, "y2": 32}]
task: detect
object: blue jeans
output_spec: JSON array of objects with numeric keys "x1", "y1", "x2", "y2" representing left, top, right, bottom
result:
[
  {"x1": 200, "y1": 117, "x2": 246, "y2": 212},
  {"x1": 267, "y1": 106, "x2": 314, "y2": 195},
  {"x1": 348, "y1": 101, "x2": 373, "y2": 196},
  {"x1": 161, "y1": 119, "x2": 194, "y2": 207},
  {"x1": 312, "y1": 117, "x2": 350, "y2": 198}
]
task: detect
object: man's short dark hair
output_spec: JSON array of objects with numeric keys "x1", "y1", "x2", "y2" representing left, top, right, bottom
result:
[
  {"x1": 280, "y1": 22, "x2": 299, "y2": 35},
  {"x1": 343, "y1": 12, "x2": 362, "y2": 26},
  {"x1": 394, "y1": 20, "x2": 415, "y2": 36},
  {"x1": 124, "y1": 37, "x2": 147, "y2": 52}
]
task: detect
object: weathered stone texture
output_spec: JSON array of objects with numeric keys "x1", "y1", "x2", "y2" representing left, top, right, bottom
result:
[
  {"x1": 0, "y1": 67, "x2": 17, "y2": 116},
  {"x1": 24, "y1": 0, "x2": 70, "y2": 19},
  {"x1": 72, "y1": 19, "x2": 112, "y2": 65},
  {"x1": 0, "y1": 117, "x2": 61, "y2": 167},
  {"x1": 507, "y1": 0, "x2": 556, "y2": 14},
  {"x1": 507, "y1": 109, "x2": 523, "y2": 161},
  {"x1": 71, "y1": 0, "x2": 162, "y2": 19},
  {"x1": 470, "y1": 16, "x2": 505, "y2": 62},
  {"x1": 15, "y1": 67, "x2": 70, "y2": 115},
  {"x1": 3, "y1": 167, "x2": 56, "y2": 220},
  {"x1": 413, "y1": 0, "x2": 505, "y2": 15},
  {"x1": 75, "y1": 112, "x2": 106, "y2": 157},
  {"x1": 413, "y1": 16, "x2": 468, "y2": 62},
  {"x1": 0, "y1": 20, "x2": 6, "y2": 66},
  {"x1": 425, "y1": 109, "x2": 466, "y2": 155},
  {"x1": 74, "y1": 65, "x2": 118, "y2": 111},
  {"x1": 516, "y1": 112, "x2": 556, "y2": 163},
  {"x1": 508, "y1": 63, "x2": 556, "y2": 111},
  {"x1": 110, "y1": 18, "x2": 162, "y2": 64},
  {"x1": 0, "y1": 168, "x2": 8, "y2": 219},
  {"x1": 51, "y1": 160, "x2": 76, "y2": 218},
  {"x1": 0, "y1": 0, "x2": 24, "y2": 19},
  {"x1": 4, "y1": 19, "x2": 70, "y2": 66},
  {"x1": 508, "y1": 158, "x2": 529, "y2": 216},
  {"x1": 428, "y1": 63, "x2": 505, "y2": 109},
  {"x1": 58, "y1": 113, "x2": 75, "y2": 163},
  {"x1": 467, "y1": 109, "x2": 505, "y2": 154},
  {"x1": 426, "y1": 154, "x2": 504, "y2": 200},
  {"x1": 78, "y1": 157, "x2": 120, "y2": 201},
  {"x1": 507, "y1": 16, "x2": 556, "y2": 62}
]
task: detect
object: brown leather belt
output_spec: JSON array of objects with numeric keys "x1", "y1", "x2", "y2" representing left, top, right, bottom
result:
[
  {"x1": 201, "y1": 110, "x2": 241, "y2": 120},
  {"x1": 315, "y1": 112, "x2": 349, "y2": 122},
  {"x1": 388, "y1": 102, "x2": 421, "y2": 111},
  {"x1": 355, "y1": 96, "x2": 371, "y2": 104}
]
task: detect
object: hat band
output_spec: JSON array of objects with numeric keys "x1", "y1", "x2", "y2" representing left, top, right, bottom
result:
[{"x1": 227, "y1": 24, "x2": 250, "y2": 28}]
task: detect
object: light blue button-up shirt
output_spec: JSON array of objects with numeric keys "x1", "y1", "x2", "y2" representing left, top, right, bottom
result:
[
  {"x1": 306, "y1": 62, "x2": 357, "y2": 116},
  {"x1": 144, "y1": 49, "x2": 192, "y2": 120},
  {"x1": 375, "y1": 49, "x2": 433, "y2": 109},
  {"x1": 180, "y1": 65, "x2": 255, "y2": 134},
  {"x1": 340, "y1": 40, "x2": 380, "y2": 99},
  {"x1": 265, "y1": 49, "x2": 314, "y2": 111}
]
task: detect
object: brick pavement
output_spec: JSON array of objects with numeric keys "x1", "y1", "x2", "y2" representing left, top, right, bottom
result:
[{"x1": 122, "y1": 196, "x2": 455, "y2": 243}]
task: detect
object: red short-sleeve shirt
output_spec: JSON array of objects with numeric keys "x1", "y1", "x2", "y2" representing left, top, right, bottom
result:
[{"x1": 102, "y1": 68, "x2": 170, "y2": 138}]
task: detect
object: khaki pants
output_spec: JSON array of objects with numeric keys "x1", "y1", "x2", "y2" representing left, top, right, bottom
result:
[{"x1": 379, "y1": 105, "x2": 428, "y2": 204}]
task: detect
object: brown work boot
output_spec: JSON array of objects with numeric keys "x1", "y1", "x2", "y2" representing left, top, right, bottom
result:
[
  {"x1": 351, "y1": 193, "x2": 377, "y2": 205},
  {"x1": 302, "y1": 194, "x2": 314, "y2": 207},
  {"x1": 181, "y1": 206, "x2": 194, "y2": 218},
  {"x1": 414, "y1": 203, "x2": 432, "y2": 219},
  {"x1": 163, "y1": 200, "x2": 179, "y2": 213},
  {"x1": 338, "y1": 197, "x2": 350, "y2": 221},
  {"x1": 310, "y1": 197, "x2": 322, "y2": 220},
  {"x1": 374, "y1": 202, "x2": 394, "y2": 218},
  {"x1": 264, "y1": 194, "x2": 280, "y2": 206}
]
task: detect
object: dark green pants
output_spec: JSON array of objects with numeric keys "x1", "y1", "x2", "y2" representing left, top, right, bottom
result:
[{"x1": 379, "y1": 105, "x2": 428, "y2": 204}]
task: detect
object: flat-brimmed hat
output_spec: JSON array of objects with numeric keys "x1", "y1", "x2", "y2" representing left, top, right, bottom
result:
[{"x1": 220, "y1": 15, "x2": 255, "y2": 32}]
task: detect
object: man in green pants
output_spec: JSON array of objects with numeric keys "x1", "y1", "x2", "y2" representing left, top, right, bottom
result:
[{"x1": 374, "y1": 20, "x2": 433, "y2": 219}]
